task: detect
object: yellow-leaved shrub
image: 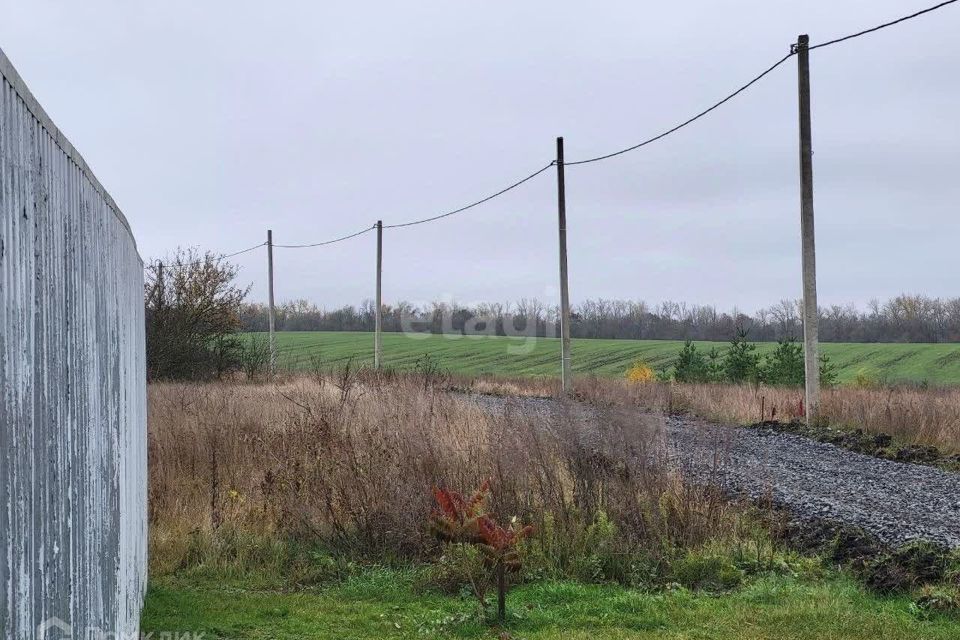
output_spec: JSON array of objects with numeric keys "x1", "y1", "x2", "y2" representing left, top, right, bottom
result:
[{"x1": 626, "y1": 360, "x2": 655, "y2": 383}]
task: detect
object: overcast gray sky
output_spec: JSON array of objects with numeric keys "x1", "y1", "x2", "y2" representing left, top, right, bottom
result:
[{"x1": 1, "y1": 1, "x2": 957, "y2": 312}]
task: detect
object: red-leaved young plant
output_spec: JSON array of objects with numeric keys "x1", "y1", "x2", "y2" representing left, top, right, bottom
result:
[{"x1": 429, "y1": 481, "x2": 533, "y2": 623}]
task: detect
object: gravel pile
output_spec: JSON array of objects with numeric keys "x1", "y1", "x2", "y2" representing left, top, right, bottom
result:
[
  {"x1": 665, "y1": 413, "x2": 960, "y2": 548},
  {"x1": 462, "y1": 393, "x2": 960, "y2": 548}
]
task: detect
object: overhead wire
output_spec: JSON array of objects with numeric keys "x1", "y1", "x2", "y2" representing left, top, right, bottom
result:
[
  {"x1": 810, "y1": 0, "x2": 958, "y2": 50},
  {"x1": 273, "y1": 224, "x2": 376, "y2": 248},
  {"x1": 157, "y1": 0, "x2": 959, "y2": 254},
  {"x1": 563, "y1": 51, "x2": 796, "y2": 166},
  {"x1": 382, "y1": 162, "x2": 555, "y2": 229},
  {"x1": 144, "y1": 241, "x2": 266, "y2": 270},
  {"x1": 555, "y1": 1, "x2": 960, "y2": 166}
]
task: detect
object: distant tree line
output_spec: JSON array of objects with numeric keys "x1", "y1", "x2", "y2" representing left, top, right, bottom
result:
[{"x1": 238, "y1": 293, "x2": 960, "y2": 344}]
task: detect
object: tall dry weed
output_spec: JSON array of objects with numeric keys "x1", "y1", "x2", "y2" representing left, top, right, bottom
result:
[
  {"x1": 148, "y1": 373, "x2": 742, "y2": 576},
  {"x1": 563, "y1": 376, "x2": 960, "y2": 452}
]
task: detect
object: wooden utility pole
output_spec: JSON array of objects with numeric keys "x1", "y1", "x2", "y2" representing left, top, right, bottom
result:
[
  {"x1": 267, "y1": 229, "x2": 276, "y2": 376},
  {"x1": 374, "y1": 220, "x2": 383, "y2": 369},
  {"x1": 796, "y1": 34, "x2": 820, "y2": 424},
  {"x1": 155, "y1": 261, "x2": 164, "y2": 309},
  {"x1": 556, "y1": 137, "x2": 572, "y2": 393}
]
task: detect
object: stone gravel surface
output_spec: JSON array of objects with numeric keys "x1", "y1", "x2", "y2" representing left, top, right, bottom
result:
[
  {"x1": 665, "y1": 413, "x2": 960, "y2": 548},
  {"x1": 463, "y1": 393, "x2": 960, "y2": 548}
]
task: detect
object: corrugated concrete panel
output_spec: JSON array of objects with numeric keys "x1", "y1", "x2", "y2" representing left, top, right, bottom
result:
[{"x1": 0, "y1": 46, "x2": 147, "y2": 639}]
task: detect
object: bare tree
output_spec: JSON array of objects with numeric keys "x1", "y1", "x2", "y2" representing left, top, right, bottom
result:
[{"x1": 145, "y1": 248, "x2": 250, "y2": 381}]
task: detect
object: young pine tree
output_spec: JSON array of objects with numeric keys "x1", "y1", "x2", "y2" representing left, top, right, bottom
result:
[
  {"x1": 673, "y1": 341, "x2": 710, "y2": 383},
  {"x1": 759, "y1": 338, "x2": 804, "y2": 386},
  {"x1": 723, "y1": 327, "x2": 761, "y2": 383}
]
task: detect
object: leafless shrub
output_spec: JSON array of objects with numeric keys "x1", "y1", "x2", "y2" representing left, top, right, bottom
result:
[
  {"x1": 306, "y1": 352, "x2": 327, "y2": 389},
  {"x1": 144, "y1": 249, "x2": 250, "y2": 381},
  {"x1": 240, "y1": 333, "x2": 272, "y2": 381}
]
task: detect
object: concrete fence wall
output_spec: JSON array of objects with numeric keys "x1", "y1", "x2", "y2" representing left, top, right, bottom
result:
[{"x1": 0, "y1": 47, "x2": 147, "y2": 639}]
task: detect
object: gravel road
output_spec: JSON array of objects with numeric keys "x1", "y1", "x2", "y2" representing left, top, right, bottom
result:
[
  {"x1": 464, "y1": 394, "x2": 960, "y2": 549},
  {"x1": 665, "y1": 413, "x2": 960, "y2": 548}
]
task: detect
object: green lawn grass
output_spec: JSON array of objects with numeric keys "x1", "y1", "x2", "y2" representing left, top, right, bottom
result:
[
  {"x1": 143, "y1": 569, "x2": 958, "y2": 639},
  {"x1": 261, "y1": 331, "x2": 960, "y2": 385}
]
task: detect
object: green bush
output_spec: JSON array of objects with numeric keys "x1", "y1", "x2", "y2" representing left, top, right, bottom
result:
[
  {"x1": 669, "y1": 551, "x2": 744, "y2": 592},
  {"x1": 158, "y1": 526, "x2": 366, "y2": 587},
  {"x1": 913, "y1": 585, "x2": 960, "y2": 615},
  {"x1": 944, "y1": 548, "x2": 960, "y2": 585},
  {"x1": 416, "y1": 543, "x2": 488, "y2": 597},
  {"x1": 240, "y1": 333, "x2": 272, "y2": 380},
  {"x1": 519, "y1": 511, "x2": 659, "y2": 588}
]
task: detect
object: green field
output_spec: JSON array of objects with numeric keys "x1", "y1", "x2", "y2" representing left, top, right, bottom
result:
[{"x1": 262, "y1": 331, "x2": 960, "y2": 385}]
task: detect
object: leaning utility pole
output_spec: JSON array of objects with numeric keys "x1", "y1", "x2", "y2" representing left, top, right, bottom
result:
[
  {"x1": 374, "y1": 220, "x2": 383, "y2": 369},
  {"x1": 796, "y1": 34, "x2": 820, "y2": 424},
  {"x1": 267, "y1": 229, "x2": 276, "y2": 376},
  {"x1": 556, "y1": 137, "x2": 572, "y2": 393}
]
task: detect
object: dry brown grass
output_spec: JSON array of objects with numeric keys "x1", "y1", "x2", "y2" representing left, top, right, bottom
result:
[
  {"x1": 559, "y1": 377, "x2": 960, "y2": 452},
  {"x1": 148, "y1": 372, "x2": 747, "y2": 576},
  {"x1": 459, "y1": 376, "x2": 558, "y2": 398},
  {"x1": 818, "y1": 387, "x2": 960, "y2": 452},
  {"x1": 147, "y1": 367, "x2": 960, "y2": 594}
]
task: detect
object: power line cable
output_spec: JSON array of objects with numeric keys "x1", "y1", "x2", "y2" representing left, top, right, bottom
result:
[
  {"x1": 212, "y1": 242, "x2": 267, "y2": 259},
  {"x1": 810, "y1": 0, "x2": 958, "y2": 50},
  {"x1": 151, "y1": 160, "x2": 552, "y2": 256},
  {"x1": 273, "y1": 224, "x2": 376, "y2": 248},
  {"x1": 382, "y1": 162, "x2": 555, "y2": 229},
  {"x1": 565, "y1": 51, "x2": 795, "y2": 166},
  {"x1": 144, "y1": 242, "x2": 266, "y2": 270},
  {"x1": 565, "y1": 0, "x2": 958, "y2": 166},
  {"x1": 155, "y1": 0, "x2": 959, "y2": 255}
]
